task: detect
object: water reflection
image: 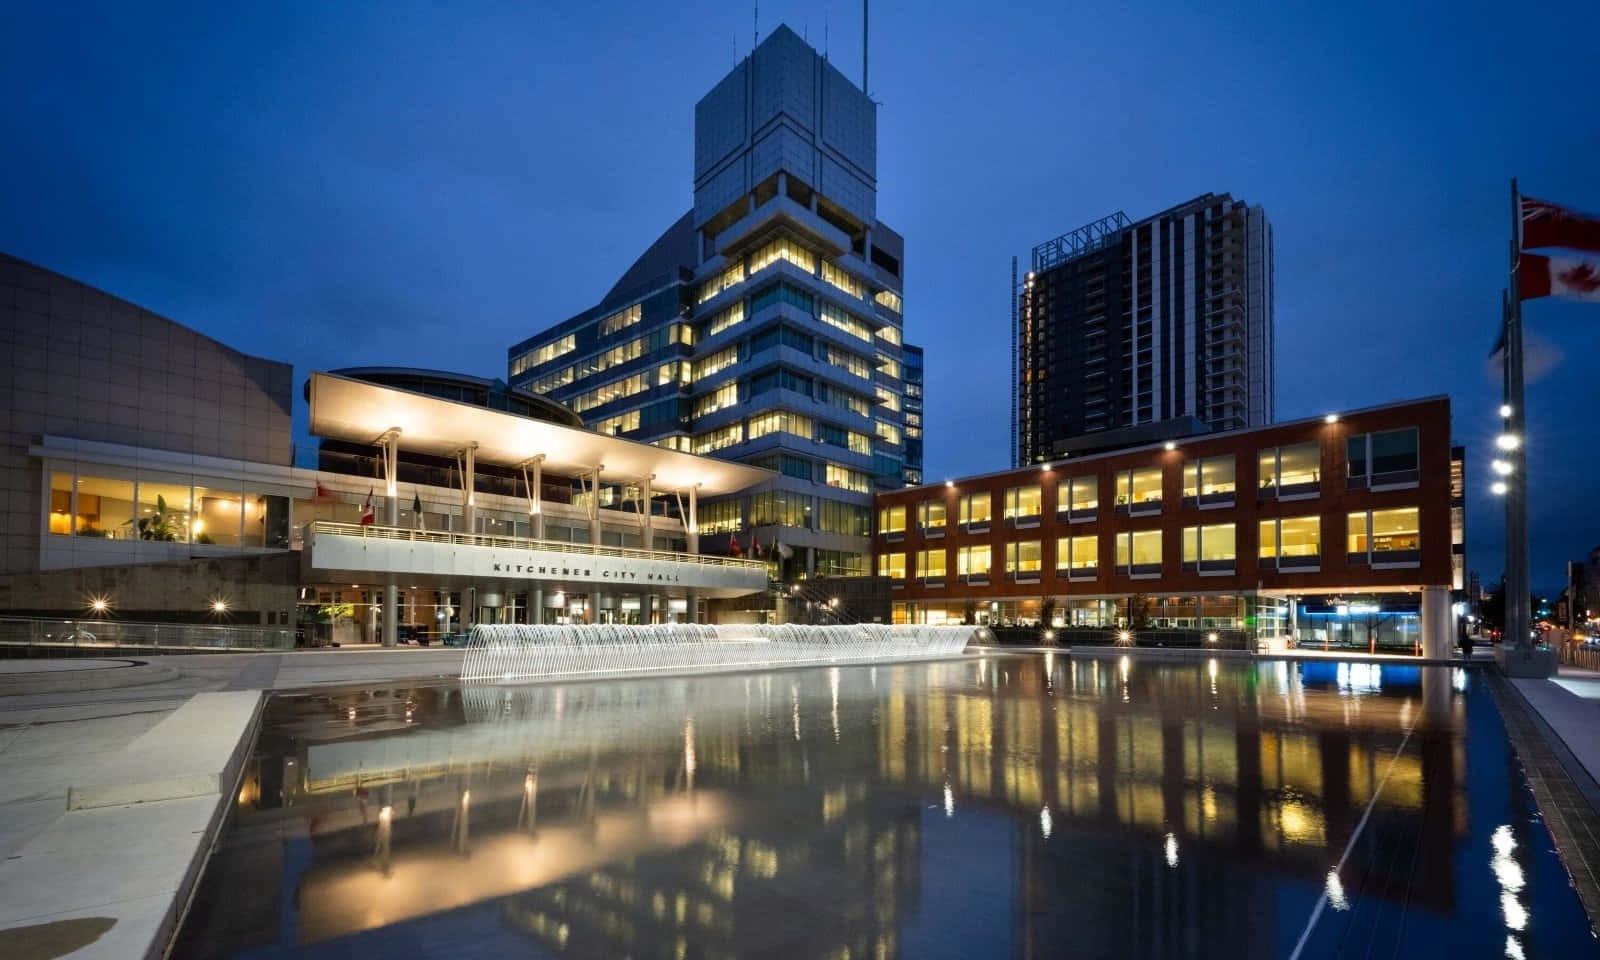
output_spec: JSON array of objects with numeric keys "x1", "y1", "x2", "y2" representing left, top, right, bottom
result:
[{"x1": 174, "y1": 656, "x2": 1597, "y2": 959}]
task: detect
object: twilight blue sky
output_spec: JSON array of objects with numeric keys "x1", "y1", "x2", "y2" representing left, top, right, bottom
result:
[{"x1": 2, "y1": 1, "x2": 1596, "y2": 589}]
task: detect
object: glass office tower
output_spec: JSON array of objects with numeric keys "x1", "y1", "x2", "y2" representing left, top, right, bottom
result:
[{"x1": 509, "y1": 25, "x2": 909, "y2": 581}]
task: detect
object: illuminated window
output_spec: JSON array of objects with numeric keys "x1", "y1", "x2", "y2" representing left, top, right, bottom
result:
[
  {"x1": 750, "y1": 237, "x2": 814, "y2": 276},
  {"x1": 1262, "y1": 516, "x2": 1321, "y2": 569},
  {"x1": 72, "y1": 474, "x2": 136, "y2": 540},
  {"x1": 823, "y1": 344, "x2": 872, "y2": 380},
  {"x1": 876, "y1": 324, "x2": 902, "y2": 346},
  {"x1": 822, "y1": 260, "x2": 865, "y2": 299},
  {"x1": 820, "y1": 302, "x2": 873, "y2": 342},
  {"x1": 959, "y1": 492, "x2": 992, "y2": 527},
  {"x1": 1004, "y1": 484, "x2": 1042, "y2": 522},
  {"x1": 48, "y1": 471, "x2": 72, "y2": 535},
  {"x1": 1260, "y1": 442, "x2": 1321, "y2": 498},
  {"x1": 597, "y1": 303, "x2": 642, "y2": 337},
  {"x1": 1057, "y1": 476, "x2": 1098, "y2": 516},
  {"x1": 876, "y1": 355, "x2": 902, "y2": 379},
  {"x1": 693, "y1": 345, "x2": 740, "y2": 381},
  {"x1": 875, "y1": 386, "x2": 901, "y2": 412},
  {"x1": 1006, "y1": 540, "x2": 1042, "y2": 575},
  {"x1": 1116, "y1": 530, "x2": 1162, "y2": 572},
  {"x1": 1181, "y1": 455, "x2": 1236, "y2": 503},
  {"x1": 701, "y1": 302, "x2": 746, "y2": 339},
  {"x1": 1181, "y1": 523, "x2": 1236, "y2": 571},
  {"x1": 692, "y1": 423, "x2": 744, "y2": 453},
  {"x1": 525, "y1": 365, "x2": 575, "y2": 393},
  {"x1": 511, "y1": 334, "x2": 576, "y2": 375},
  {"x1": 746, "y1": 409, "x2": 812, "y2": 441},
  {"x1": 917, "y1": 499, "x2": 945, "y2": 532},
  {"x1": 657, "y1": 361, "x2": 689, "y2": 387},
  {"x1": 692, "y1": 382, "x2": 740, "y2": 417},
  {"x1": 958, "y1": 545, "x2": 991, "y2": 579},
  {"x1": 878, "y1": 504, "x2": 906, "y2": 535},
  {"x1": 592, "y1": 409, "x2": 642, "y2": 436},
  {"x1": 874, "y1": 289, "x2": 903, "y2": 313},
  {"x1": 874, "y1": 420, "x2": 902, "y2": 446},
  {"x1": 1115, "y1": 467, "x2": 1163, "y2": 512},
  {"x1": 878, "y1": 552, "x2": 906, "y2": 580},
  {"x1": 917, "y1": 547, "x2": 947, "y2": 579},
  {"x1": 824, "y1": 464, "x2": 871, "y2": 493},
  {"x1": 1056, "y1": 535, "x2": 1098, "y2": 572},
  {"x1": 571, "y1": 371, "x2": 650, "y2": 414},
  {"x1": 750, "y1": 490, "x2": 810, "y2": 527},
  {"x1": 698, "y1": 263, "x2": 744, "y2": 303},
  {"x1": 698, "y1": 499, "x2": 742, "y2": 535},
  {"x1": 1346, "y1": 507, "x2": 1420, "y2": 564}
]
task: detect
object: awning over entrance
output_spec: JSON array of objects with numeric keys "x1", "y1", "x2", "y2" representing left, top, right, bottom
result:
[{"x1": 307, "y1": 371, "x2": 770, "y2": 496}]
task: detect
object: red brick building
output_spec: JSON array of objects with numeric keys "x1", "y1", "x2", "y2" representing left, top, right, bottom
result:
[{"x1": 872, "y1": 397, "x2": 1463, "y2": 654}]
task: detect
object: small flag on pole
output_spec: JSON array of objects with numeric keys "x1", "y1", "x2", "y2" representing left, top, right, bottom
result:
[
  {"x1": 753, "y1": 536, "x2": 763, "y2": 559},
  {"x1": 729, "y1": 532, "x2": 743, "y2": 558},
  {"x1": 361, "y1": 488, "x2": 375, "y2": 526},
  {"x1": 412, "y1": 491, "x2": 424, "y2": 530}
]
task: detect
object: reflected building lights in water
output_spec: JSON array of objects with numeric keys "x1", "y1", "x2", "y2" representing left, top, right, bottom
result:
[
  {"x1": 1493, "y1": 824, "x2": 1529, "y2": 935},
  {"x1": 1326, "y1": 868, "x2": 1350, "y2": 911},
  {"x1": 182, "y1": 655, "x2": 1600, "y2": 960},
  {"x1": 829, "y1": 667, "x2": 841, "y2": 743}
]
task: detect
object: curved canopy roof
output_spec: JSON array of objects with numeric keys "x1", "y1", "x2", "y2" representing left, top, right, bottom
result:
[{"x1": 308, "y1": 371, "x2": 770, "y2": 496}]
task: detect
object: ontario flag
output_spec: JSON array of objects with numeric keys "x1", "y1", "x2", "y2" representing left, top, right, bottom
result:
[
  {"x1": 1520, "y1": 253, "x2": 1600, "y2": 302},
  {"x1": 360, "y1": 488, "x2": 375, "y2": 526},
  {"x1": 1522, "y1": 196, "x2": 1600, "y2": 254},
  {"x1": 728, "y1": 532, "x2": 743, "y2": 558}
]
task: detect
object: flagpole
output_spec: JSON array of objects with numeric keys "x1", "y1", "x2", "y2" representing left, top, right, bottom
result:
[{"x1": 1506, "y1": 177, "x2": 1532, "y2": 652}]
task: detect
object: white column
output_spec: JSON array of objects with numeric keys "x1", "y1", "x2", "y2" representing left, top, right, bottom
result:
[
  {"x1": 531, "y1": 588, "x2": 543, "y2": 625},
  {"x1": 382, "y1": 430, "x2": 400, "y2": 648},
  {"x1": 1421, "y1": 585, "x2": 1452, "y2": 660},
  {"x1": 640, "y1": 474, "x2": 653, "y2": 551},
  {"x1": 687, "y1": 485, "x2": 699, "y2": 554},
  {"x1": 463, "y1": 442, "x2": 478, "y2": 534},
  {"x1": 588, "y1": 466, "x2": 602, "y2": 553},
  {"x1": 521, "y1": 455, "x2": 545, "y2": 540}
]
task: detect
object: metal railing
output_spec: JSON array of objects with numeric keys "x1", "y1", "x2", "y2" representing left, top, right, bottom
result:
[
  {"x1": 1558, "y1": 641, "x2": 1600, "y2": 672},
  {"x1": 306, "y1": 521, "x2": 767, "y2": 573},
  {"x1": 0, "y1": 616, "x2": 294, "y2": 651}
]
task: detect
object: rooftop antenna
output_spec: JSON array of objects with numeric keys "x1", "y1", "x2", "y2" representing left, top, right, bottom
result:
[
  {"x1": 862, "y1": 0, "x2": 869, "y2": 93},
  {"x1": 754, "y1": 4, "x2": 759, "y2": 49},
  {"x1": 825, "y1": 9, "x2": 830, "y2": 59}
]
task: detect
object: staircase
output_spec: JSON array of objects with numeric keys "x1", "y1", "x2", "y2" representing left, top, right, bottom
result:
[{"x1": 774, "y1": 579, "x2": 862, "y2": 625}]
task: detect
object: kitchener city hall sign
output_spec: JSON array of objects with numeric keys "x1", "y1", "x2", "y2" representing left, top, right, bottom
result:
[{"x1": 307, "y1": 528, "x2": 766, "y2": 597}]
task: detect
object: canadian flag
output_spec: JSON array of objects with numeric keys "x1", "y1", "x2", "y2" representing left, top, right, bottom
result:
[
  {"x1": 1520, "y1": 253, "x2": 1600, "y2": 303},
  {"x1": 1522, "y1": 196, "x2": 1600, "y2": 254},
  {"x1": 360, "y1": 488, "x2": 375, "y2": 525},
  {"x1": 752, "y1": 535, "x2": 763, "y2": 560},
  {"x1": 728, "y1": 532, "x2": 743, "y2": 558}
]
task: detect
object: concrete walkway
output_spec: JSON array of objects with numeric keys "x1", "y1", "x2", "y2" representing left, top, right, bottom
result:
[
  {"x1": 1511, "y1": 663, "x2": 1600, "y2": 793},
  {"x1": 0, "y1": 646, "x2": 464, "y2": 959}
]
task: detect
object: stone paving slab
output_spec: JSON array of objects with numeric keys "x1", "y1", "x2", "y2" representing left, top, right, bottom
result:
[{"x1": 69, "y1": 691, "x2": 261, "y2": 809}]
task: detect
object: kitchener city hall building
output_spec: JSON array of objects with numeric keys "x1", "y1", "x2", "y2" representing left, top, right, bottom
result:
[{"x1": 873, "y1": 397, "x2": 1464, "y2": 657}]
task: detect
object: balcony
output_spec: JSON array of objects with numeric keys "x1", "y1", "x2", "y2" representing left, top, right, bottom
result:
[{"x1": 303, "y1": 521, "x2": 768, "y2": 597}]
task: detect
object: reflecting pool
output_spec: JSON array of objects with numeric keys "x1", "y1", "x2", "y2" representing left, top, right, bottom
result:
[{"x1": 175, "y1": 656, "x2": 1599, "y2": 958}]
